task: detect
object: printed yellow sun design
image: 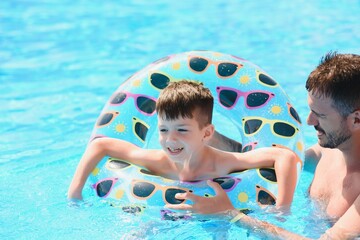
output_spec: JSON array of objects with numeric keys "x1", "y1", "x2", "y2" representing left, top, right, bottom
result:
[
  {"x1": 132, "y1": 78, "x2": 142, "y2": 87},
  {"x1": 239, "y1": 75, "x2": 251, "y2": 85},
  {"x1": 237, "y1": 68, "x2": 253, "y2": 86},
  {"x1": 269, "y1": 104, "x2": 283, "y2": 115},
  {"x1": 296, "y1": 141, "x2": 304, "y2": 152},
  {"x1": 172, "y1": 62, "x2": 181, "y2": 70},
  {"x1": 115, "y1": 189, "x2": 125, "y2": 199},
  {"x1": 113, "y1": 121, "x2": 129, "y2": 136},
  {"x1": 91, "y1": 167, "x2": 100, "y2": 176},
  {"x1": 238, "y1": 191, "x2": 249, "y2": 203},
  {"x1": 213, "y1": 52, "x2": 223, "y2": 57}
]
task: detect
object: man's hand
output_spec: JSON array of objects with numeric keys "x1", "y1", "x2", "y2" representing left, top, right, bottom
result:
[{"x1": 165, "y1": 180, "x2": 235, "y2": 214}]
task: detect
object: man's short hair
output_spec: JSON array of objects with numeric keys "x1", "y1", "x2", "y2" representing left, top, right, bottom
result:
[{"x1": 306, "y1": 52, "x2": 360, "y2": 116}]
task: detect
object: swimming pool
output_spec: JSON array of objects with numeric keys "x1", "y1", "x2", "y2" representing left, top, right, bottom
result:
[{"x1": 1, "y1": 0, "x2": 359, "y2": 239}]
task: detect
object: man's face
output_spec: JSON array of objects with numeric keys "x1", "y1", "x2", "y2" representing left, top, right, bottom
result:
[{"x1": 307, "y1": 91, "x2": 351, "y2": 149}]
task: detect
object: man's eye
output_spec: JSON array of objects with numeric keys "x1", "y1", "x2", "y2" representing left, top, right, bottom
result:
[{"x1": 313, "y1": 111, "x2": 325, "y2": 118}]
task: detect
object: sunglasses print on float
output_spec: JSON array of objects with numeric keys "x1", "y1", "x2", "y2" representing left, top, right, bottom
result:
[
  {"x1": 287, "y1": 102, "x2": 302, "y2": 124},
  {"x1": 106, "y1": 158, "x2": 157, "y2": 176},
  {"x1": 242, "y1": 141, "x2": 258, "y2": 152},
  {"x1": 256, "y1": 185, "x2": 276, "y2": 206},
  {"x1": 257, "y1": 168, "x2": 277, "y2": 183},
  {"x1": 148, "y1": 71, "x2": 201, "y2": 91},
  {"x1": 148, "y1": 71, "x2": 179, "y2": 90},
  {"x1": 188, "y1": 56, "x2": 243, "y2": 78},
  {"x1": 132, "y1": 117, "x2": 150, "y2": 143},
  {"x1": 242, "y1": 116, "x2": 299, "y2": 138},
  {"x1": 109, "y1": 91, "x2": 157, "y2": 116},
  {"x1": 92, "y1": 177, "x2": 119, "y2": 198},
  {"x1": 131, "y1": 179, "x2": 192, "y2": 205},
  {"x1": 212, "y1": 177, "x2": 242, "y2": 192},
  {"x1": 255, "y1": 71, "x2": 278, "y2": 87},
  {"x1": 216, "y1": 86, "x2": 275, "y2": 110},
  {"x1": 107, "y1": 158, "x2": 131, "y2": 170},
  {"x1": 96, "y1": 111, "x2": 120, "y2": 128}
]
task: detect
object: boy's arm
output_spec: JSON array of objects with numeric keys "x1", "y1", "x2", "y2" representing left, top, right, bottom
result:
[
  {"x1": 273, "y1": 150, "x2": 298, "y2": 207},
  {"x1": 229, "y1": 147, "x2": 298, "y2": 207},
  {"x1": 68, "y1": 139, "x2": 107, "y2": 200},
  {"x1": 67, "y1": 137, "x2": 159, "y2": 200}
]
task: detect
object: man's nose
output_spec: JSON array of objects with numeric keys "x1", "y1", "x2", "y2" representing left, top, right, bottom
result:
[{"x1": 307, "y1": 112, "x2": 318, "y2": 126}]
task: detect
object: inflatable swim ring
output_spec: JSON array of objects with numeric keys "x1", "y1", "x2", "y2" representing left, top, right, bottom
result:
[{"x1": 88, "y1": 51, "x2": 304, "y2": 218}]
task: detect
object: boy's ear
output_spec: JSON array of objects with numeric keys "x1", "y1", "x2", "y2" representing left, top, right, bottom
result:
[{"x1": 203, "y1": 124, "x2": 215, "y2": 141}]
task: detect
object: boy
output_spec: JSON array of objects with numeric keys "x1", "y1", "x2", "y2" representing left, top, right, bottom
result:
[
  {"x1": 168, "y1": 53, "x2": 360, "y2": 239},
  {"x1": 68, "y1": 80, "x2": 298, "y2": 208}
]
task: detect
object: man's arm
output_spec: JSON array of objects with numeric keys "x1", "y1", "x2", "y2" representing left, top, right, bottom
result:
[
  {"x1": 321, "y1": 193, "x2": 360, "y2": 239},
  {"x1": 229, "y1": 210, "x2": 309, "y2": 240},
  {"x1": 167, "y1": 180, "x2": 309, "y2": 240}
]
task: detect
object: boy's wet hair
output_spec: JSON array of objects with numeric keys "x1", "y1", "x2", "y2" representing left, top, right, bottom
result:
[
  {"x1": 155, "y1": 80, "x2": 214, "y2": 128},
  {"x1": 306, "y1": 52, "x2": 360, "y2": 117}
]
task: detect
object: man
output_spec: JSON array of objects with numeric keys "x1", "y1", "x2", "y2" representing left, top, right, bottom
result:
[
  {"x1": 167, "y1": 52, "x2": 360, "y2": 239},
  {"x1": 302, "y1": 52, "x2": 360, "y2": 239}
]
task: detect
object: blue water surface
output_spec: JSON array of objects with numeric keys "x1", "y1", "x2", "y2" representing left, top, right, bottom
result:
[{"x1": 1, "y1": 0, "x2": 360, "y2": 239}]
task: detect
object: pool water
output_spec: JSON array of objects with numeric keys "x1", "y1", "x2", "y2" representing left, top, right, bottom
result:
[{"x1": 1, "y1": 0, "x2": 359, "y2": 239}]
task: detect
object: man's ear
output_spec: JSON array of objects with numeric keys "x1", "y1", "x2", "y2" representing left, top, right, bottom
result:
[
  {"x1": 349, "y1": 110, "x2": 360, "y2": 130},
  {"x1": 203, "y1": 124, "x2": 215, "y2": 141}
]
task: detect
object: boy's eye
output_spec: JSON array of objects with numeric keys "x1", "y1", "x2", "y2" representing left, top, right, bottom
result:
[
  {"x1": 159, "y1": 129, "x2": 168, "y2": 132},
  {"x1": 178, "y1": 129, "x2": 188, "y2": 132}
]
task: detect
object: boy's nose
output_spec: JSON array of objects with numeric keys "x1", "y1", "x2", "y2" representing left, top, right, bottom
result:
[{"x1": 167, "y1": 132, "x2": 177, "y2": 142}]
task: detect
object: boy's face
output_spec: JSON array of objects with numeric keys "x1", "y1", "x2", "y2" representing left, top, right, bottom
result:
[{"x1": 157, "y1": 113, "x2": 212, "y2": 163}]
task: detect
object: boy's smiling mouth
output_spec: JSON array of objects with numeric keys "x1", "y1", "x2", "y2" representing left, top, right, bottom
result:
[{"x1": 167, "y1": 147, "x2": 184, "y2": 154}]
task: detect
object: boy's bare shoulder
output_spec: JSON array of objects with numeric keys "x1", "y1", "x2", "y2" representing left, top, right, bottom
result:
[
  {"x1": 125, "y1": 148, "x2": 166, "y2": 167},
  {"x1": 306, "y1": 144, "x2": 342, "y2": 165},
  {"x1": 304, "y1": 144, "x2": 344, "y2": 172},
  {"x1": 136, "y1": 148, "x2": 166, "y2": 160},
  {"x1": 306, "y1": 144, "x2": 322, "y2": 160}
]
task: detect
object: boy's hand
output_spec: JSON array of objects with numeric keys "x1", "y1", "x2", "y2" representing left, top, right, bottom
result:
[
  {"x1": 67, "y1": 185, "x2": 83, "y2": 201},
  {"x1": 165, "y1": 180, "x2": 235, "y2": 214}
]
